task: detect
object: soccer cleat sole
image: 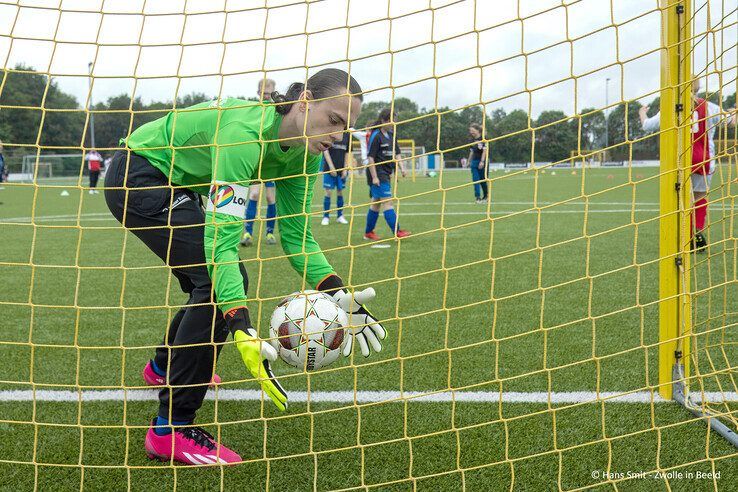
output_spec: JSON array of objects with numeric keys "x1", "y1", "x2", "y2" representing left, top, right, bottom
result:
[{"x1": 146, "y1": 451, "x2": 169, "y2": 462}]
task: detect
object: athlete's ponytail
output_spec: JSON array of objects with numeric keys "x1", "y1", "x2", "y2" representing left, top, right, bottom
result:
[
  {"x1": 271, "y1": 68, "x2": 363, "y2": 115},
  {"x1": 371, "y1": 108, "x2": 395, "y2": 128},
  {"x1": 271, "y1": 82, "x2": 306, "y2": 114}
]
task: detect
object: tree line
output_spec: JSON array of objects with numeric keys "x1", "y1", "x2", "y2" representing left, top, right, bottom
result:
[{"x1": 1, "y1": 64, "x2": 736, "y2": 169}]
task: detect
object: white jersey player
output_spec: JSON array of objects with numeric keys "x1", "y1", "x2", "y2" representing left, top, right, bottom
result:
[{"x1": 639, "y1": 79, "x2": 736, "y2": 251}]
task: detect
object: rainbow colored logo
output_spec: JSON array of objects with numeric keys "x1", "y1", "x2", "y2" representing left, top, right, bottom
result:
[{"x1": 209, "y1": 185, "x2": 235, "y2": 208}]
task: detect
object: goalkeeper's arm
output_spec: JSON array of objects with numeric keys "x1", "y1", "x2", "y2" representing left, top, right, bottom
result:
[
  {"x1": 203, "y1": 203, "x2": 289, "y2": 412},
  {"x1": 273, "y1": 162, "x2": 387, "y2": 358},
  {"x1": 206, "y1": 136, "x2": 288, "y2": 411}
]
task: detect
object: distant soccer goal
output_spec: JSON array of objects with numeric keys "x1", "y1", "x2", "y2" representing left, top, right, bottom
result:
[
  {"x1": 20, "y1": 154, "x2": 84, "y2": 182},
  {"x1": 349, "y1": 139, "x2": 427, "y2": 180},
  {"x1": 398, "y1": 139, "x2": 427, "y2": 180}
]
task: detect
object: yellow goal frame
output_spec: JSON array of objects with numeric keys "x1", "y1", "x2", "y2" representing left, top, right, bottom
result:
[{"x1": 658, "y1": 0, "x2": 693, "y2": 400}]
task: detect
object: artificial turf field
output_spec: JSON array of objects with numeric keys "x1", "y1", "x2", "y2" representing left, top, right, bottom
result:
[{"x1": 1, "y1": 165, "x2": 738, "y2": 491}]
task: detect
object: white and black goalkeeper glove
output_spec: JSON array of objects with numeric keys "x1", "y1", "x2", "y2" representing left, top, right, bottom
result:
[
  {"x1": 332, "y1": 288, "x2": 386, "y2": 358},
  {"x1": 317, "y1": 275, "x2": 387, "y2": 358}
]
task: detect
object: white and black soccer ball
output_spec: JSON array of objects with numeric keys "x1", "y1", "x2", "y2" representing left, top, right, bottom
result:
[{"x1": 269, "y1": 290, "x2": 349, "y2": 371}]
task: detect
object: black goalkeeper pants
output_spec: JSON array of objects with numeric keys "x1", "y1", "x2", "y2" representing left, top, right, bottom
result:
[{"x1": 104, "y1": 150, "x2": 248, "y2": 422}]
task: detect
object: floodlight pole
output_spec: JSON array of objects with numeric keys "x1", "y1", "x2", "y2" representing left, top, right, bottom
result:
[
  {"x1": 604, "y1": 77, "x2": 610, "y2": 151},
  {"x1": 88, "y1": 62, "x2": 96, "y2": 149}
]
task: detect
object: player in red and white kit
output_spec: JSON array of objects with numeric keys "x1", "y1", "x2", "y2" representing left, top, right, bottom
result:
[
  {"x1": 85, "y1": 150, "x2": 103, "y2": 194},
  {"x1": 640, "y1": 78, "x2": 736, "y2": 252}
]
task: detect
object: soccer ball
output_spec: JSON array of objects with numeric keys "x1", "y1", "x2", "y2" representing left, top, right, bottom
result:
[{"x1": 269, "y1": 290, "x2": 349, "y2": 371}]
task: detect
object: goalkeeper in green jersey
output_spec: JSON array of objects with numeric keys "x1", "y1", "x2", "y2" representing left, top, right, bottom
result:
[{"x1": 104, "y1": 69, "x2": 386, "y2": 465}]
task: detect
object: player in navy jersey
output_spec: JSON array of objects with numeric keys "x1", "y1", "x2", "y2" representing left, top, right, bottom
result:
[
  {"x1": 467, "y1": 123, "x2": 488, "y2": 203},
  {"x1": 241, "y1": 78, "x2": 279, "y2": 247},
  {"x1": 364, "y1": 109, "x2": 410, "y2": 240},
  {"x1": 321, "y1": 131, "x2": 351, "y2": 225}
]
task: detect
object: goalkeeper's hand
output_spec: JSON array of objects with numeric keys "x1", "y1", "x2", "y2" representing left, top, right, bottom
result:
[
  {"x1": 226, "y1": 308, "x2": 288, "y2": 411},
  {"x1": 332, "y1": 288, "x2": 387, "y2": 358}
]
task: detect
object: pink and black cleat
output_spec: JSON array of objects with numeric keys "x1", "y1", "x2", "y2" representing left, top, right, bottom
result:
[
  {"x1": 145, "y1": 420, "x2": 241, "y2": 465},
  {"x1": 142, "y1": 360, "x2": 222, "y2": 388}
]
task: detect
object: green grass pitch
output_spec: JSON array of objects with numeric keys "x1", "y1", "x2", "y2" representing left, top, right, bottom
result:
[{"x1": 1, "y1": 166, "x2": 738, "y2": 491}]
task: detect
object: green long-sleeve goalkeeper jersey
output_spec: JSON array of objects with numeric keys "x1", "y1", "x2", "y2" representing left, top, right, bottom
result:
[{"x1": 123, "y1": 98, "x2": 333, "y2": 313}]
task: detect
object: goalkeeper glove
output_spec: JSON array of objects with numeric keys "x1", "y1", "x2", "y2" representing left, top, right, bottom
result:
[
  {"x1": 226, "y1": 308, "x2": 288, "y2": 411},
  {"x1": 332, "y1": 288, "x2": 387, "y2": 358}
]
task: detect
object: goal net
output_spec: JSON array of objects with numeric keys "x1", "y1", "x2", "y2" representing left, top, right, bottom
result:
[{"x1": 0, "y1": 0, "x2": 737, "y2": 490}]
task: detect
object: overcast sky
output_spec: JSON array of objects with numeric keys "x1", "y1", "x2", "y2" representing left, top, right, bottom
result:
[{"x1": 0, "y1": 0, "x2": 735, "y2": 118}]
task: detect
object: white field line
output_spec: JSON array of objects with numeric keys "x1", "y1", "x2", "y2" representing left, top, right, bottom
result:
[
  {"x1": 5, "y1": 200, "x2": 737, "y2": 224},
  {"x1": 10, "y1": 199, "x2": 738, "y2": 224},
  {"x1": 2, "y1": 212, "x2": 113, "y2": 223},
  {"x1": 1, "y1": 389, "x2": 737, "y2": 404},
  {"x1": 0, "y1": 201, "x2": 665, "y2": 223},
  {"x1": 8, "y1": 197, "x2": 738, "y2": 224},
  {"x1": 2, "y1": 209, "x2": 666, "y2": 224},
  {"x1": 361, "y1": 201, "x2": 663, "y2": 207}
]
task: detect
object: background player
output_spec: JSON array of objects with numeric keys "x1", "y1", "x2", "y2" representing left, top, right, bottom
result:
[
  {"x1": 85, "y1": 149, "x2": 103, "y2": 194},
  {"x1": 364, "y1": 109, "x2": 410, "y2": 240},
  {"x1": 640, "y1": 78, "x2": 736, "y2": 251},
  {"x1": 241, "y1": 78, "x2": 278, "y2": 247},
  {"x1": 321, "y1": 130, "x2": 351, "y2": 225},
  {"x1": 467, "y1": 123, "x2": 488, "y2": 203},
  {"x1": 351, "y1": 127, "x2": 369, "y2": 171},
  {"x1": 0, "y1": 140, "x2": 5, "y2": 191},
  {"x1": 105, "y1": 69, "x2": 386, "y2": 465},
  {"x1": 320, "y1": 128, "x2": 367, "y2": 225}
]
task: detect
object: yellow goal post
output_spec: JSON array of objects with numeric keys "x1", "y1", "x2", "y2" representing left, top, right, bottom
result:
[{"x1": 658, "y1": 0, "x2": 738, "y2": 448}]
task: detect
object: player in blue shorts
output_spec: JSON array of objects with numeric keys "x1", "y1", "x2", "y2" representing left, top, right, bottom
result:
[
  {"x1": 241, "y1": 78, "x2": 278, "y2": 247},
  {"x1": 321, "y1": 131, "x2": 351, "y2": 225},
  {"x1": 364, "y1": 109, "x2": 410, "y2": 240}
]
